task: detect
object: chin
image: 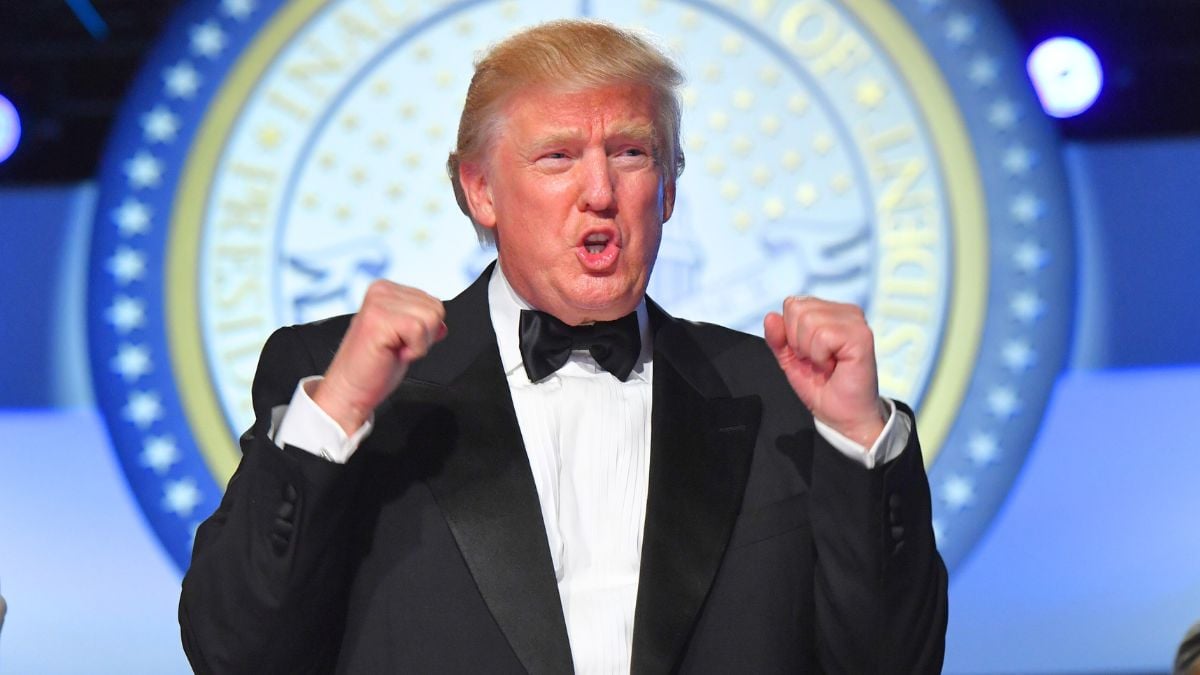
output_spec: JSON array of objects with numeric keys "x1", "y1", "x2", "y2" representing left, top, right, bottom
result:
[{"x1": 567, "y1": 278, "x2": 643, "y2": 319}]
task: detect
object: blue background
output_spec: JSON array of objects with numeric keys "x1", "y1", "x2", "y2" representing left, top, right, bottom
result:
[{"x1": 1, "y1": 141, "x2": 1199, "y2": 672}]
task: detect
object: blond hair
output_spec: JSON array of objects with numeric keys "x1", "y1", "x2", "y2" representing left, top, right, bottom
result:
[{"x1": 446, "y1": 19, "x2": 685, "y2": 244}]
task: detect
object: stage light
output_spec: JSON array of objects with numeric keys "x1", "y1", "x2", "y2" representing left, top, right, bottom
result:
[
  {"x1": 1027, "y1": 37, "x2": 1103, "y2": 119},
  {"x1": 0, "y1": 93, "x2": 21, "y2": 164}
]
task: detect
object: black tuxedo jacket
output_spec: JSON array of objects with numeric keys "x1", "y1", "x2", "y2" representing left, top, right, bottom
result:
[{"x1": 180, "y1": 269, "x2": 947, "y2": 674}]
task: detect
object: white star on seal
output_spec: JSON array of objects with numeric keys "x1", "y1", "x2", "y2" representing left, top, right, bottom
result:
[
  {"x1": 1010, "y1": 192, "x2": 1043, "y2": 224},
  {"x1": 124, "y1": 151, "x2": 163, "y2": 189},
  {"x1": 968, "y1": 56, "x2": 998, "y2": 86},
  {"x1": 140, "y1": 106, "x2": 180, "y2": 143},
  {"x1": 945, "y1": 14, "x2": 976, "y2": 45},
  {"x1": 112, "y1": 343, "x2": 152, "y2": 382},
  {"x1": 941, "y1": 475, "x2": 975, "y2": 511},
  {"x1": 163, "y1": 61, "x2": 201, "y2": 99},
  {"x1": 142, "y1": 435, "x2": 181, "y2": 475},
  {"x1": 988, "y1": 99, "x2": 1018, "y2": 130},
  {"x1": 1010, "y1": 290, "x2": 1045, "y2": 322},
  {"x1": 107, "y1": 247, "x2": 146, "y2": 285},
  {"x1": 163, "y1": 478, "x2": 203, "y2": 517},
  {"x1": 124, "y1": 390, "x2": 164, "y2": 429},
  {"x1": 1014, "y1": 240, "x2": 1048, "y2": 272},
  {"x1": 106, "y1": 296, "x2": 146, "y2": 334},
  {"x1": 987, "y1": 386, "x2": 1021, "y2": 418},
  {"x1": 221, "y1": 0, "x2": 256, "y2": 21},
  {"x1": 113, "y1": 198, "x2": 151, "y2": 235},
  {"x1": 1002, "y1": 340, "x2": 1036, "y2": 371},
  {"x1": 190, "y1": 21, "x2": 227, "y2": 58},
  {"x1": 967, "y1": 433, "x2": 999, "y2": 465},
  {"x1": 1003, "y1": 145, "x2": 1035, "y2": 175}
]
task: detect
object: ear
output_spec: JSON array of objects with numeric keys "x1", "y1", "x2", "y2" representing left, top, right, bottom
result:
[
  {"x1": 661, "y1": 177, "x2": 676, "y2": 224},
  {"x1": 459, "y1": 160, "x2": 497, "y2": 230}
]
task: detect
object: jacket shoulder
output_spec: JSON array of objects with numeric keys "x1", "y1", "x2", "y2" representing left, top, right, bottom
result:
[
  {"x1": 668, "y1": 317, "x2": 773, "y2": 367},
  {"x1": 265, "y1": 314, "x2": 353, "y2": 369},
  {"x1": 248, "y1": 314, "x2": 354, "y2": 416},
  {"x1": 659, "y1": 315, "x2": 797, "y2": 400}
]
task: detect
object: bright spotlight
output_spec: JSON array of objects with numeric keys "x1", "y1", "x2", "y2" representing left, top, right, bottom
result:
[
  {"x1": 1027, "y1": 37, "x2": 1103, "y2": 119},
  {"x1": 0, "y1": 93, "x2": 20, "y2": 164}
]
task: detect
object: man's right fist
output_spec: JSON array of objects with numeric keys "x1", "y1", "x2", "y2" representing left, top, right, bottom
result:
[{"x1": 311, "y1": 280, "x2": 447, "y2": 433}]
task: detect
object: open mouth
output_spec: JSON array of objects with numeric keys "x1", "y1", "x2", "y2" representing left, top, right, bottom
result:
[
  {"x1": 576, "y1": 230, "x2": 620, "y2": 270},
  {"x1": 584, "y1": 232, "x2": 610, "y2": 254}
]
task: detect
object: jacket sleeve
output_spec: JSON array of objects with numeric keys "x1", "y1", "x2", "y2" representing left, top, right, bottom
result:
[
  {"x1": 179, "y1": 325, "x2": 365, "y2": 674},
  {"x1": 809, "y1": 401, "x2": 948, "y2": 674}
]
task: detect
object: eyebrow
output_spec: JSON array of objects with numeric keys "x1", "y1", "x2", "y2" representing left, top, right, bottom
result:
[
  {"x1": 530, "y1": 123, "x2": 658, "y2": 148},
  {"x1": 605, "y1": 123, "x2": 657, "y2": 145}
]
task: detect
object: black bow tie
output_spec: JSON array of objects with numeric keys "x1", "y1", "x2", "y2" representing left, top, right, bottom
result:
[{"x1": 518, "y1": 309, "x2": 641, "y2": 382}]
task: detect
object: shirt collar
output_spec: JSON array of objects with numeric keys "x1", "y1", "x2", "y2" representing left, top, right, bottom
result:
[{"x1": 487, "y1": 261, "x2": 653, "y2": 383}]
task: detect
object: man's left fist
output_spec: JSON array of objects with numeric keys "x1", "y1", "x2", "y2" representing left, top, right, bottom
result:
[{"x1": 764, "y1": 296, "x2": 886, "y2": 447}]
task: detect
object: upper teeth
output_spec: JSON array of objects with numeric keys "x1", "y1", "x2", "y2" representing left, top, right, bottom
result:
[{"x1": 584, "y1": 234, "x2": 608, "y2": 253}]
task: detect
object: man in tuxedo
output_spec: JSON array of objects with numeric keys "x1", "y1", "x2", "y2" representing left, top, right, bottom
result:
[{"x1": 180, "y1": 19, "x2": 947, "y2": 674}]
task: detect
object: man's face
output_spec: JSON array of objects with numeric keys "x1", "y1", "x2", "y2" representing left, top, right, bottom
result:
[{"x1": 460, "y1": 83, "x2": 675, "y2": 325}]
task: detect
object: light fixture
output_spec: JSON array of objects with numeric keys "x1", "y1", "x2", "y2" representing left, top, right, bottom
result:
[
  {"x1": 0, "y1": 93, "x2": 21, "y2": 165},
  {"x1": 1027, "y1": 36, "x2": 1104, "y2": 119}
]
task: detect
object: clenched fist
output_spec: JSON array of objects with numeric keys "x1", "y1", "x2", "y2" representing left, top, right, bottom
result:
[
  {"x1": 311, "y1": 280, "x2": 447, "y2": 433},
  {"x1": 763, "y1": 296, "x2": 886, "y2": 447}
]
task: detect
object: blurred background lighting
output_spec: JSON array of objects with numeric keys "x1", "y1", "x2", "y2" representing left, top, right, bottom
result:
[
  {"x1": 64, "y1": 0, "x2": 111, "y2": 40},
  {"x1": 0, "y1": 94, "x2": 21, "y2": 165},
  {"x1": 1028, "y1": 36, "x2": 1104, "y2": 119}
]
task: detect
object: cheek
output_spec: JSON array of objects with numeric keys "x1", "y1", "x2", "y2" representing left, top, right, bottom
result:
[
  {"x1": 629, "y1": 179, "x2": 666, "y2": 220},
  {"x1": 640, "y1": 228, "x2": 663, "y2": 266}
]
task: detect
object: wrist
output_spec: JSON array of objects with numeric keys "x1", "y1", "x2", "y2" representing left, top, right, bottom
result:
[
  {"x1": 308, "y1": 378, "x2": 370, "y2": 435},
  {"x1": 823, "y1": 398, "x2": 888, "y2": 448}
]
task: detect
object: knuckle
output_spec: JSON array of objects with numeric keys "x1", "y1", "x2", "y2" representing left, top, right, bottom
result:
[
  {"x1": 794, "y1": 308, "x2": 817, "y2": 334},
  {"x1": 409, "y1": 310, "x2": 437, "y2": 337},
  {"x1": 809, "y1": 325, "x2": 829, "y2": 348},
  {"x1": 398, "y1": 313, "x2": 424, "y2": 337},
  {"x1": 420, "y1": 303, "x2": 443, "y2": 324},
  {"x1": 364, "y1": 279, "x2": 393, "y2": 302},
  {"x1": 356, "y1": 302, "x2": 385, "y2": 332},
  {"x1": 407, "y1": 341, "x2": 429, "y2": 359}
]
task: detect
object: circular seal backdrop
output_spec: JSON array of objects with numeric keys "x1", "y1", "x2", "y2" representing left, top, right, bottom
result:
[{"x1": 89, "y1": 0, "x2": 1075, "y2": 573}]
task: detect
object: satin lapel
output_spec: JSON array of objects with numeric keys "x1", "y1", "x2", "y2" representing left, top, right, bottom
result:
[
  {"x1": 630, "y1": 310, "x2": 762, "y2": 675},
  {"x1": 406, "y1": 267, "x2": 574, "y2": 675}
]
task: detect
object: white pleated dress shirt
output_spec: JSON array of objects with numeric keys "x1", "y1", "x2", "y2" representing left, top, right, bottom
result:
[
  {"x1": 274, "y1": 263, "x2": 910, "y2": 674},
  {"x1": 486, "y1": 266, "x2": 655, "y2": 674}
]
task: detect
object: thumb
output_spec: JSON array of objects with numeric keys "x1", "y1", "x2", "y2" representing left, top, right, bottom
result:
[
  {"x1": 763, "y1": 312, "x2": 789, "y2": 362},
  {"x1": 764, "y1": 310, "x2": 818, "y2": 410}
]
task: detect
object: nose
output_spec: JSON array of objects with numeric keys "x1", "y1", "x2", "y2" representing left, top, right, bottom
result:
[{"x1": 576, "y1": 149, "x2": 616, "y2": 213}]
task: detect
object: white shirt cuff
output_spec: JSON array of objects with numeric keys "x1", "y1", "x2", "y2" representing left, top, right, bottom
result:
[
  {"x1": 813, "y1": 398, "x2": 911, "y2": 469},
  {"x1": 270, "y1": 376, "x2": 374, "y2": 464}
]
